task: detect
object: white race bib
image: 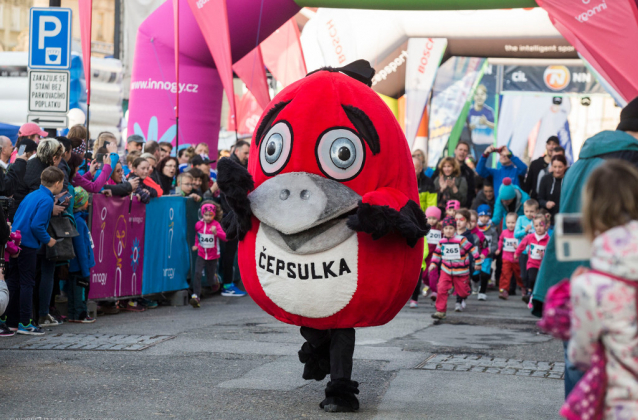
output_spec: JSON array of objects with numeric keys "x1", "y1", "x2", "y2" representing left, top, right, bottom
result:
[
  {"x1": 530, "y1": 244, "x2": 546, "y2": 260},
  {"x1": 427, "y1": 229, "x2": 442, "y2": 245},
  {"x1": 198, "y1": 233, "x2": 216, "y2": 249},
  {"x1": 442, "y1": 243, "x2": 461, "y2": 260},
  {"x1": 503, "y1": 237, "x2": 518, "y2": 252}
]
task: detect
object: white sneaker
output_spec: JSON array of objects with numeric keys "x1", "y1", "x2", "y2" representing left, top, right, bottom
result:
[
  {"x1": 455, "y1": 303, "x2": 462, "y2": 312},
  {"x1": 38, "y1": 314, "x2": 61, "y2": 327},
  {"x1": 477, "y1": 293, "x2": 487, "y2": 301},
  {"x1": 422, "y1": 286, "x2": 430, "y2": 297},
  {"x1": 471, "y1": 281, "x2": 479, "y2": 295},
  {"x1": 461, "y1": 299, "x2": 467, "y2": 310},
  {"x1": 408, "y1": 299, "x2": 418, "y2": 308}
]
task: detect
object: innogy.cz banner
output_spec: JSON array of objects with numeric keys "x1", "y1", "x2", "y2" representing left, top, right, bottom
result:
[{"x1": 89, "y1": 195, "x2": 146, "y2": 299}]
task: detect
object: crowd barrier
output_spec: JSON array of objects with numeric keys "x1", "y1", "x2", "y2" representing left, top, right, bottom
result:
[{"x1": 88, "y1": 195, "x2": 203, "y2": 300}]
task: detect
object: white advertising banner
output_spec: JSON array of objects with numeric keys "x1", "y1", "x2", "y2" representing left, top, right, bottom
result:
[{"x1": 404, "y1": 38, "x2": 447, "y2": 149}]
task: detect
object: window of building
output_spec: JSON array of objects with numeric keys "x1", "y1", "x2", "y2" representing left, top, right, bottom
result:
[{"x1": 12, "y1": 6, "x2": 21, "y2": 31}]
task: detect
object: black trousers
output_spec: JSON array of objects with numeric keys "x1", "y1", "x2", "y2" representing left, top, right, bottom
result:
[
  {"x1": 300, "y1": 327, "x2": 355, "y2": 381},
  {"x1": 5, "y1": 246, "x2": 38, "y2": 326},
  {"x1": 519, "y1": 254, "x2": 529, "y2": 290},
  {"x1": 220, "y1": 239, "x2": 238, "y2": 285},
  {"x1": 527, "y1": 267, "x2": 539, "y2": 292}
]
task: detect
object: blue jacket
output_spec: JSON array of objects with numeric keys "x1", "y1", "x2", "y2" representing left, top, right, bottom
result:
[
  {"x1": 69, "y1": 212, "x2": 95, "y2": 278},
  {"x1": 13, "y1": 184, "x2": 54, "y2": 248},
  {"x1": 476, "y1": 154, "x2": 528, "y2": 197},
  {"x1": 491, "y1": 185, "x2": 529, "y2": 228},
  {"x1": 515, "y1": 215, "x2": 535, "y2": 240}
]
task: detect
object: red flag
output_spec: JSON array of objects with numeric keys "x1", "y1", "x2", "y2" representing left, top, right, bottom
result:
[
  {"x1": 233, "y1": 48, "x2": 271, "y2": 110},
  {"x1": 186, "y1": 0, "x2": 237, "y2": 128},
  {"x1": 78, "y1": 0, "x2": 93, "y2": 105},
  {"x1": 537, "y1": 0, "x2": 638, "y2": 103},
  {"x1": 260, "y1": 19, "x2": 307, "y2": 88}
]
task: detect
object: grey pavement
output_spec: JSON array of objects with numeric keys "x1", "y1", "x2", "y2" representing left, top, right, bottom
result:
[{"x1": 0, "y1": 289, "x2": 564, "y2": 419}]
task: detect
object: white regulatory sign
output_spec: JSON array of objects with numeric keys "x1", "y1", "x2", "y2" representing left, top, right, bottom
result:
[{"x1": 28, "y1": 70, "x2": 70, "y2": 113}]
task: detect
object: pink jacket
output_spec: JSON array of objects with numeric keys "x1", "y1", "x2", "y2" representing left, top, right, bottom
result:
[
  {"x1": 194, "y1": 220, "x2": 226, "y2": 260},
  {"x1": 72, "y1": 164, "x2": 112, "y2": 193},
  {"x1": 515, "y1": 232, "x2": 549, "y2": 270},
  {"x1": 498, "y1": 229, "x2": 519, "y2": 263}
]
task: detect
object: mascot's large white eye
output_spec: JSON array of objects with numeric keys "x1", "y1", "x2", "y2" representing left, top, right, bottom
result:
[
  {"x1": 260, "y1": 121, "x2": 293, "y2": 176},
  {"x1": 316, "y1": 128, "x2": 365, "y2": 181}
]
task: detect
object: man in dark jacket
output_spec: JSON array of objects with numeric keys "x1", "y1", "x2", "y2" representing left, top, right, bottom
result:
[
  {"x1": 471, "y1": 180, "x2": 495, "y2": 213},
  {"x1": 218, "y1": 140, "x2": 251, "y2": 298},
  {"x1": 523, "y1": 135, "x2": 559, "y2": 199}
]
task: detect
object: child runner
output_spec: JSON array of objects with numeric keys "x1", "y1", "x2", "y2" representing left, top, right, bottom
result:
[
  {"x1": 468, "y1": 209, "x2": 488, "y2": 297},
  {"x1": 475, "y1": 205, "x2": 499, "y2": 299},
  {"x1": 495, "y1": 212, "x2": 522, "y2": 300},
  {"x1": 455, "y1": 209, "x2": 478, "y2": 309},
  {"x1": 422, "y1": 206, "x2": 442, "y2": 301},
  {"x1": 515, "y1": 214, "x2": 549, "y2": 304},
  {"x1": 429, "y1": 216, "x2": 479, "y2": 319},
  {"x1": 514, "y1": 199, "x2": 539, "y2": 299},
  {"x1": 190, "y1": 203, "x2": 226, "y2": 308},
  {"x1": 446, "y1": 200, "x2": 460, "y2": 218},
  {"x1": 567, "y1": 160, "x2": 638, "y2": 418},
  {"x1": 66, "y1": 187, "x2": 96, "y2": 323}
]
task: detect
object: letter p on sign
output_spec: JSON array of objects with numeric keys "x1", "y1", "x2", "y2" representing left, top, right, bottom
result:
[{"x1": 38, "y1": 16, "x2": 61, "y2": 49}]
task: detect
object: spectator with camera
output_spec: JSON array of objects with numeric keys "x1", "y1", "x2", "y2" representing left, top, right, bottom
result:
[
  {"x1": 523, "y1": 136, "x2": 560, "y2": 199},
  {"x1": 476, "y1": 145, "x2": 527, "y2": 196},
  {"x1": 104, "y1": 161, "x2": 138, "y2": 197}
]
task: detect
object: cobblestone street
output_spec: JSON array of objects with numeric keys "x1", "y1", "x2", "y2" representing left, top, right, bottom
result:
[{"x1": 0, "y1": 290, "x2": 564, "y2": 419}]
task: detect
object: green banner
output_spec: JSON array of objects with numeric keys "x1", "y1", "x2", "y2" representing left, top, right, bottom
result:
[{"x1": 294, "y1": 0, "x2": 537, "y2": 10}]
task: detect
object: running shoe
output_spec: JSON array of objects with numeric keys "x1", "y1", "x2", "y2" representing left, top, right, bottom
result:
[
  {"x1": 126, "y1": 301, "x2": 146, "y2": 312},
  {"x1": 454, "y1": 303, "x2": 462, "y2": 312},
  {"x1": 408, "y1": 299, "x2": 418, "y2": 308},
  {"x1": 461, "y1": 299, "x2": 467, "y2": 310},
  {"x1": 221, "y1": 285, "x2": 247, "y2": 297},
  {"x1": 38, "y1": 314, "x2": 61, "y2": 327},
  {"x1": 421, "y1": 285, "x2": 430, "y2": 297},
  {"x1": 17, "y1": 322, "x2": 44, "y2": 336},
  {"x1": 471, "y1": 281, "x2": 479, "y2": 295},
  {"x1": 0, "y1": 323, "x2": 15, "y2": 337},
  {"x1": 477, "y1": 293, "x2": 487, "y2": 301},
  {"x1": 189, "y1": 294, "x2": 201, "y2": 308},
  {"x1": 431, "y1": 311, "x2": 446, "y2": 319},
  {"x1": 77, "y1": 311, "x2": 96, "y2": 324},
  {"x1": 499, "y1": 289, "x2": 509, "y2": 300}
]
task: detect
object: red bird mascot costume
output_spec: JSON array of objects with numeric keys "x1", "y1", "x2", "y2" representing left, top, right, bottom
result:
[{"x1": 218, "y1": 60, "x2": 428, "y2": 412}]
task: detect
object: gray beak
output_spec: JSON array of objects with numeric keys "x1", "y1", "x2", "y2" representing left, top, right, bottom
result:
[{"x1": 248, "y1": 172, "x2": 361, "y2": 235}]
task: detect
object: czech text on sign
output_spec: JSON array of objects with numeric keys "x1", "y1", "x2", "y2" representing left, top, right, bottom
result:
[
  {"x1": 29, "y1": 8, "x2": 72, "y2": 70},
  {"x1": 29, "y1": 70, "x2": 70, "y2": 113}
]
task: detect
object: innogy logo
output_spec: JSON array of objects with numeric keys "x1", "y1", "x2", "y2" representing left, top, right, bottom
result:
[{"x1": 544, "y1": 66, "x2": 570, "y2": 91}]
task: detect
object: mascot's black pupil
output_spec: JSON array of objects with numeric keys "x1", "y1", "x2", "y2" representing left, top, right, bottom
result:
[
  {"x1": 338, "y1": 146, "x2": 351, "y2": 161},
  {"x1": 267, "y1": 142, "x2": 276, "y2": 156}
]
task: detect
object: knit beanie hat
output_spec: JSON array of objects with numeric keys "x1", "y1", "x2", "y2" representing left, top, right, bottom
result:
[
  {"x1": 442, "y1": 216, "x2": 457, "y2": 229},
  {"x1": 74, "y1": 187, "x2": 89, "y2": 210},
  {"x1": 499, "y1": 177, "x2": 516, "y2": 201},
  {"x1": 425, "y1": 206, "x2": 442, "y2": 220},
  {"x1": 477, "y1": 204, "x2": 492, "y2": 217},
  {"x1": 446, "y1": 200, "x2": 460, "y2": 210},
  {"x1": 617, "y1": 96, "x2": 638, "y2": 132}
]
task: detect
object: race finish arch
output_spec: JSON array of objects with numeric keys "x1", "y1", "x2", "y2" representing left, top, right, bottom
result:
[{"x1": 128, "y1": 0, "x2": 638, "y2": 155}]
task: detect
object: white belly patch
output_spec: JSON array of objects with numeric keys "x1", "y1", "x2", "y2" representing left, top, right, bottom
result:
[{"x1": 255, "y1": 224, "x2": 358, "y2": 318}]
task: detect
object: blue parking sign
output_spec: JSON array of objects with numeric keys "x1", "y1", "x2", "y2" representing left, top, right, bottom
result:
[{"x1": 29, "y1": 8, "x2": 72, "y2": 70}]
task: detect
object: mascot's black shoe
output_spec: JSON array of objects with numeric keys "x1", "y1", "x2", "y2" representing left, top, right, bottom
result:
[
  {"x1": 298, "y1": 342, "x2": 331, "y2": 381},
  {"x1": 319, "y1": 379, "x2": 360, "y2": 412}
]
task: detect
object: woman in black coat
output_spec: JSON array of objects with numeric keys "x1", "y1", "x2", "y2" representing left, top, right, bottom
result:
[
  {"x1": 538, "y1": 154, "x2": 568, "y2": 223},
  {"x1": 150, "y1": 157, "x2": 178, "y2": 195}
]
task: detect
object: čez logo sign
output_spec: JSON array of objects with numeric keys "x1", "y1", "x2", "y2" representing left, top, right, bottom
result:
[{"x1": 29, "y1": 8, "x2": 72, "y2": 70}]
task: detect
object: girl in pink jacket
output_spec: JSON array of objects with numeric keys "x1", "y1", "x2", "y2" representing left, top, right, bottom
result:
[
  {"x1": 515, "y1": 214, "x2": 550, "y2": 302},
  {"x1": 190, "y1": 202, "x2": 226, "y2": 308}
]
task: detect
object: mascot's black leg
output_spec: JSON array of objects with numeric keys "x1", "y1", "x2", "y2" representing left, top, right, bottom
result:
[
  {"x1": 299, "y1": 327, "x2": 331, "y2": 381},
  {"x1": 320, "y1": 328, "x2": 359, "y2": 413}
]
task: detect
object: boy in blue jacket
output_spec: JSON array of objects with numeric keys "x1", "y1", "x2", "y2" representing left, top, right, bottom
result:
[
  {"x1": 5, "y1": 167, "x2": 64, "y2": 335},
  {"x1": 66, "y1": 187, "x2": 96, "y2": 323}
]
